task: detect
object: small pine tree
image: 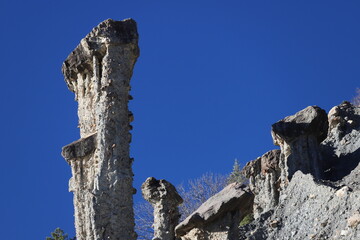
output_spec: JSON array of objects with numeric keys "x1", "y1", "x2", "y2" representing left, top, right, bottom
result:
[
  {"x1": 227, "y1": 159, "x2": 246, "y2": 185},
  {"x1": 46, "y1": 228, "x2": 76, "y2": 240}
]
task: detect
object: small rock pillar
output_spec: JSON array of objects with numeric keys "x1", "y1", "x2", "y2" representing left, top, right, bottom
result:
[
  {"x1": 61, "y1": 19, "x2": 139, "y2": 240},
  {"x1": 271, "y1": 106, "x2": 328, "y2": 186},
  {"x1": 142, "y1": 177, "x2": 183, "y2": 240}
]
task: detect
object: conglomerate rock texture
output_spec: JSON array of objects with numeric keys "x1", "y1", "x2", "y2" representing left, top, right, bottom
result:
[
  {"x1": 238, "y1": 102, "x2": 360, "y2": 240},
  {"x1": 321, "y1": 101, "x2": 360, "y2": 183},
  {"x1": 142, "y1": 177, "x2": 183, "y2": 240},
  {"x1": 61, "y1": 19, "x2": 139, "y2": 240}
]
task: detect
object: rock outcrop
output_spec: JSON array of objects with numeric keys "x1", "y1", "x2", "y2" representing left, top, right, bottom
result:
[
  {"x1": 238, "y1": 102, "x2": 360, "y2": 239},
  {"x1": 142, "y1": 177, "x2": 183, "y2": 240},
  {"x1": 61, "y1": 21, "x2": 360, "y2": 240},
  {"x1": 61, "y1": 19, "x2": 139, "y2": 240},
  {"x1": 271, "y1": 106, "x2": 328, "y2": 186},
  {"x1": 175, "y1": 183, "x2": 254, "y2": 240},
  {"x1": 240, "y1": 171, "x2": 360, "y2": 240},
  {"x1": 243, "y1": 150, "x2": 281, "y2": 219},
  {"x1": 321, "y1": 101, "x2": 360, "y2": 182}
]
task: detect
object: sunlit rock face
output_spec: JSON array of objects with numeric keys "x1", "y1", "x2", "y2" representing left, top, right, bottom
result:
[
  {"x1": 243, "y1": 150, "x2": 281, "y2": 219},
  {"x1": 239, "y1": 103, "x2": 360, "y2": 240},
  {"x1": 142, "y1": 177, "x2": 183, "y2": 240},
  {"x1": 61, "y1": 18, "x2": 139, "y2": 240},
  {"x1": 175, "y1": 183, "x2": 254, "y2": 240}
]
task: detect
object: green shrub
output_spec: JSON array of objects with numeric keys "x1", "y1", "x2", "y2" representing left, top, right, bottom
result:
[{"x1": 239, "y1": 213, "x2": 254, "y2": 227}]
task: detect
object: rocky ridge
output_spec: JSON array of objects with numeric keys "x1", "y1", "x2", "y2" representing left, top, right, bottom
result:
[
  {"x1": 239, "y1": 101, "x2": 360, "y2": 240},
  {"x1": 166, "y1": 102, "x2": 360, "y2": 240},
  {"x1": 61, "y1": 19, "x2": 360, "y2": 240}
]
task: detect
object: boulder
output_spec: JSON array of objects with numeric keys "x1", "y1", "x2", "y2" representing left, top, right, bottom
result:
[{"x1": 175, "y1": 182, "x2": 253, "y2": 239}]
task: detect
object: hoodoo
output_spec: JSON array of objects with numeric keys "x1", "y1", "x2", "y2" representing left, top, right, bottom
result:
[{"x1": 61, "y1": 19, "x2": 139, "y2": 240}]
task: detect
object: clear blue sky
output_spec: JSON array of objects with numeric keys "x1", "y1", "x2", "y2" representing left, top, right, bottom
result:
[{"x1": 1, "y1": 1, "x2": 360, "y2": 239}]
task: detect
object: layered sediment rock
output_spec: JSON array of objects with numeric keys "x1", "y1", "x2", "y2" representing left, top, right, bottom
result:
[
  {"x1": 175, "y1": 183, "x2": 254, "y2": 240},
  {"x1": 243, "y1": 150, "x2": 281, "y2": 219},
  {"x1": 61, "y1": 19, "x2": 139, "y2": 240},
  {"x1": 142, "y1": 177, "x2": 183, "y2": 240}
]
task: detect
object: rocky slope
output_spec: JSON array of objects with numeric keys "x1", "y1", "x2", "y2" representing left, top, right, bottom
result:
[
  {"x1": 239, "y1": 101, "x2": 360, "y2": 240},
  {"x1": 144, "y1": 101, "x2": 360, "y2": 240}
]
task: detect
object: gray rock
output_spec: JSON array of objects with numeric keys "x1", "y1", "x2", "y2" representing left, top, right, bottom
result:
[
  {"x1": 243, "y1": 150, "x2": 281, "y2": 219},
  {"x1": 175, "y1": 183, "x2": 253, "y2": 239},
  {"x1": 321, "y1": 101, "x2": 360, "y2": 182},
  {"x1": 142, "y1": 177, "x2": 183, "y2": 240},
  {"x1": 271, "y1": 106, "x2": 328, "y2": 184},
  {"x1": 61, "y1": 19, "x2": 139, "y2": 240},
  {"x1": 270, "y1": 171, "x2": 359, "y2": 240},
  {"x1": 61, "y1": 133, "x2": 96, "y2": 162},
  {"x1": 240, "y1": 103, "x2": 360, "y2": 240}
]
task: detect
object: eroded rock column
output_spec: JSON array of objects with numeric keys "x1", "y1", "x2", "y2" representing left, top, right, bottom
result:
[
  {"x1": 61, "y1": 19, "x2": 139, "y2": 240},
  {"x1": 142, "y1": 177, "x2": 183, "y2": 240},
  {"x1": 271, "y1": 106, "x2": 328, "y2": 187}
]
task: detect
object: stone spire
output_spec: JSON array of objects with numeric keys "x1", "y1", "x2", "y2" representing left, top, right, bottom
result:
[
  {"x1": 142, "y1": 177, "x2": 183, "y2": 240},
  {"x1": 61, "y1": 19, "x2": 139, "y2": 240}
]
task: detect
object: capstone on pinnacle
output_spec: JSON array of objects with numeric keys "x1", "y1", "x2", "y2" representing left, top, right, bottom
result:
[
  {"x1": 61, "y1": 18, "x2": 139, "y2": 240},
  {"x1": 142, "y1": 177, "x2": 183, "y2": 240}
]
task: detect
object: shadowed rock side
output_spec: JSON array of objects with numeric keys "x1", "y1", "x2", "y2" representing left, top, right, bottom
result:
[
  {"x1": 321, "y1": 101, "x2": 360, "y2": 182},
  {"x1": 175, "y1": 183, "x2": 254, "y2": 240},
  {"x1": 243, "y1": 150, "x2": 281, "y2": 219},
  {"x1": 142, "y1": 177, "x2": 183, "y2": 240},
  {"x1": 61, "y1": 19, "x2": 139, "y2": 240},
  {"x1": 238, "y1": 102, "x2": 360, "y2": 239},
  {"x1": 172, "y1": 103, "x2": 360, "y2": 240},
  {"x1": 271, "y1": 106, "x2": 328, "y2": 186}
]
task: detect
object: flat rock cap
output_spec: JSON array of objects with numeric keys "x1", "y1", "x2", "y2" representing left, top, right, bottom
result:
[{"x1": 271, "y1": 106, "x2": 328, "y2": 144}]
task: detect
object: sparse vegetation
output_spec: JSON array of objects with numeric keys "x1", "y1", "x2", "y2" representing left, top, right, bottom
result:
[
  {"x1": 135, "y1": 172, "x2": 228, "y2": 240},
  {"x1": 227, "y1": 159, "x2": 247, "y2": 185},
  {"x1": 135, "y1": 161, "x2": 248, "y2": 240},
  {"x1": 239, "y1": 213, "x2": 254, "y2": 227},
  {"x1": 46, "y1": 228, "x2": 75, "y2": 240}
]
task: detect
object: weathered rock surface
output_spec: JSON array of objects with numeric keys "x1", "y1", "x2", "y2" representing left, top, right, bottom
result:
[
  {"x1": 175, "y1": 183, "x2": 254, "y2": 240},
  {"x1": 321, "y1": 101, "x2": 360, "y2": 182},
  {"x1": 271, "y1": 106, "x2": 328, "y2": 185},
  {"x1": 142, "y1": 177, "x2": 183, "y2": 240},
  {"x1": 61, "y1": 18, "x2": 139, "y2": 240},
  {"x1": 240, "y1": 171, "x2": 360, "y2": 240},
  {"x1": 238, "y1": 102, "x2": 360, "y2": 240},
  {"x1": 243, "y1": 150, "x2": 281, "y2": 219}
]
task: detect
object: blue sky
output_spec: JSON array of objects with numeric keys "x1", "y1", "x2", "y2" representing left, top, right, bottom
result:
[{"x1": 1, "y1": 1, "x2": 360, "y2": 239}]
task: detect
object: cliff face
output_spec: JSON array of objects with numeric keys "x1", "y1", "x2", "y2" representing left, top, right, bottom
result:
[
  {"x1": 239, "y1": 101, "x2": 360, "y2": 240},
  {"x1": 171, "y1": 102, "x2": 360, "y2": 240}
]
